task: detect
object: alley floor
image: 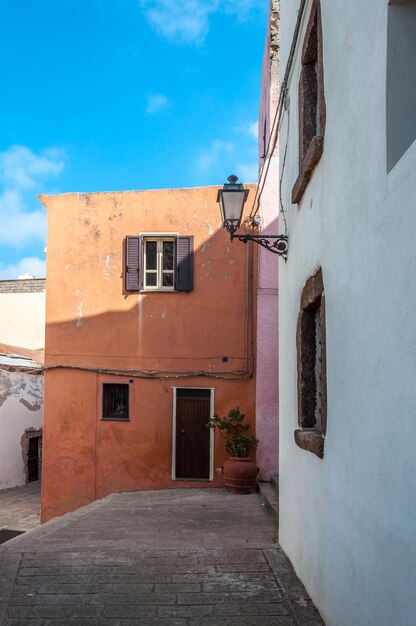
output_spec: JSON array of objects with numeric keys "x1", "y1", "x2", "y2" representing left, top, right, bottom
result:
[
  {"x1": 0, "y1": 488, "x2": 324, "y2": 626},
  {"x1": 0, "y1": 482, "x2": 41, "y2": 534}
]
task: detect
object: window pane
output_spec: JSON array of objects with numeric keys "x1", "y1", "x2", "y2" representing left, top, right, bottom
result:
[
  {"x1": 111, "y1": 387, "x2": 126, "y2": 414},
  {"x1": 163, "y1": 241, "x2": 174, "y2": 270},
  {"x1": 146, "y1": 241, "x2": 157, "y2": 270},
  {"x1": 146, "y1": 272, "x2": 157, "y2": 287},
  {"x1": 103, "y1": 383, "x2": 129, "y2": 420},
  {"x1": 162, "y1": 272, "x2": 174, "y2": 287}
]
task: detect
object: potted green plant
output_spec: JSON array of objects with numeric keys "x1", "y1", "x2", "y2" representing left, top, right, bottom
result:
[{"x1": 207, "y1": 407, "x2": 259, "y2": 494}]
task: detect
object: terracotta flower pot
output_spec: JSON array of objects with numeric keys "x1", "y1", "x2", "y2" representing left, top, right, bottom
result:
[{"x1": 222, "y1": 457, "x2": 259, "y2": 494}]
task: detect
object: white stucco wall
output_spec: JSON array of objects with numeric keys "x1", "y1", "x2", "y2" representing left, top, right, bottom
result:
[
  {"x1": 0, "y1": 291, "x2": 45, "y2": 350},
  {"x1": 278, "y1": 1, "x2": 416, "y2": 625},
  {"x1": 0, "y1": 369, "x2": 43, "y2": 489}
]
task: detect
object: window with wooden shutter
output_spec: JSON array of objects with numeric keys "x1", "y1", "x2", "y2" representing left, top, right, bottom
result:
[
  {"x1": 124, "y1": 235, "x2": 193, "y2": 292},
  {"x1": 176, "y1": 236, "x2": 194, "y2": 292},
  {"x1": 125, "y1": 236, "x2": 141, "y2": 291}
]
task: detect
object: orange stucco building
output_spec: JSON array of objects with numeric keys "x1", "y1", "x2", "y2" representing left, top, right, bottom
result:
[{"x1": 39, "y1": 185, "x2": 258, "y2": 521}]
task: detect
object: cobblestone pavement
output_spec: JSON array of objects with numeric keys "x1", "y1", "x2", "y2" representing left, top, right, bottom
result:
[
  {"x1": 0, "y1": 489, "x2": 325, "y2": 625},
  {"x1": 0, "y1": 482, "x2": 41, "y2": 532}
]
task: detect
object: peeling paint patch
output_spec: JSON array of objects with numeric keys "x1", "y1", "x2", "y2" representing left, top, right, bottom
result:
[
  {"x1": 229, "y1": 259, "x2": 237, "y2": 265},
  {"x1": 19, "y1": 398, "x2": 42, "y2": 412},
  {"x1": 103, "y1": 254, "x2": 113, "y2": 280},
  {"x1": 76, "y1": 302, "x2": 84, "y2": 328},
  {"x1": 201, "y1": 241, "x2": 212, "y2": 253},
  {"x1": 224, "y1": 272, "x2": 230, "y2": 281},
  {"x1": 92, "y1": 225, "x2": 101, "y2": 240},
  {"x1": 161, "y1": 308, "x2": 168, "y2": 319},
  {"x1": 79, "y1": 193, "x2": 96, "y2": 207},
  {"x1": 0, "y1": 370, "x2": 43, "y2": 409}
]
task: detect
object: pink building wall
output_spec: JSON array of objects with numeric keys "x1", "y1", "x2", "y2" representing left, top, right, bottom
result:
[{"x1": 256, "y1": 0, "x2": 280, "y2": 480}]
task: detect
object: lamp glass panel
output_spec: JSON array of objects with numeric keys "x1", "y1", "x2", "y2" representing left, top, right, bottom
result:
[{"x1": 221, "y1": 190, "x2": 246, "y2": 222}]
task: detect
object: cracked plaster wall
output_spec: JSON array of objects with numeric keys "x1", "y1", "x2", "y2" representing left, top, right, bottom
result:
[{"x1": 0, "y1": 368, "x2": 43, "y2": 489}]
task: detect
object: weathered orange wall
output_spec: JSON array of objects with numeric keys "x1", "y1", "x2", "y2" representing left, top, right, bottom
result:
[{"x1": 39, "y1": 185, "x2": 257, "y2": 522}]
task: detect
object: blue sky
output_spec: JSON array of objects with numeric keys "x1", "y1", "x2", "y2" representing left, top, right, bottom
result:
[{"x1": 0, "y1": 0, "x2": 267, "y2": 279}]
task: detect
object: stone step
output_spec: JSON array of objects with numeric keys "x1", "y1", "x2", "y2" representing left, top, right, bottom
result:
[{"x1": 258, "y1": 481, "x2": 279, "y2": 535}]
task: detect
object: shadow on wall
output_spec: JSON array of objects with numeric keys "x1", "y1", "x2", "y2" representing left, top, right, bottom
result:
[
  {"x1": 40, "y1": 221, "x2": 259, "y2": 521},
  {"x1": 44, "y1": 225, "x2": 255, "y2": 374}
]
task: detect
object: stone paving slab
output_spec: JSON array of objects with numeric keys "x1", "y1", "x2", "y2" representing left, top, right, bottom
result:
[
  {"x1": 0, "y1": 483, "x2": 41, "y2": 533},
  {"x1": 0, "y1": 488, "x2": 325, "y2": 625}
]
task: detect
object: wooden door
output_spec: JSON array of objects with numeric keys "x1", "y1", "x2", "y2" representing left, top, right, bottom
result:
[
  {"x1": 175, "y1": 389, "x2": 211, "y2": 480},
  {"x1": 27, "y1": 436, "x2": 40, "y2": 482}
]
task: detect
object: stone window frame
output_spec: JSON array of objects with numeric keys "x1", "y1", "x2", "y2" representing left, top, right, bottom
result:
[
  {"x1": 386, "y1": 0, "x2": 416, "y2": 172},
  {"x1": 294, "y1": 267, "x2": 327, "y2": 458},
  {"x1": 292, "y1": 0, "x2": 326, "y2": 204}
]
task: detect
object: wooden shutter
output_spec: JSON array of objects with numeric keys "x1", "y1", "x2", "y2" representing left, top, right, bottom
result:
[
  {"x1": 175, "y1": 236, "x2": 194, "y2": 291},
  {"x1": 125, "y1": 236, "x2": 141, "y2": 291}
]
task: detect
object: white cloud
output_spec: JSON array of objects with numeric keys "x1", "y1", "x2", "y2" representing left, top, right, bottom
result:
[
  {"x1": 146, "y1": 93, "x2": 170, "y2": 114},
  {"x1": 223, "y1": 0, "x2": 264, "y2": 20},
  {"x1": 0, "y1": 145, "x2": 63, "y2": 189},
  {"x1": 234, "y1": 120, "x2": 258, "y2": 140},
  {"x1": 234, "y1": 161, "x2": 258, "y2": 182},
  {"x1": 247, "y1": 121, "x2": 258, "y2": 140},
  {"x1": 197, "y1": 139, "x2": 234, "y2": 173},
  {"x1": 140, "y1": 0, "x2": 216, "y2": 43},
  {"x1": 0, "y1": 256, "x2": 46, "y2": 280},
  {"x1": 139, "y1": 0, "x2": 265, "y2": 44},
  {"x1": 0, "y1": 145, "x2": 64, "y2": 248}
]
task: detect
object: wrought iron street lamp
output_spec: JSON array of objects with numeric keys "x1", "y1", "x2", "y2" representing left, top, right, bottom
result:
[{"x1": 217, "y1": 175, "x2": 288, "y2": 258}]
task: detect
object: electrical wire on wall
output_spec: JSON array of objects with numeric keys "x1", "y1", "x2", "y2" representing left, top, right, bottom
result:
[
  {"x1": 279, "y1": 98, "x2": 291, "y2": 235},
  {"x1": 27, "y1": 226, "x2": 256, "y2": 383},
  {"x1": 248, "y1": 0, "x2": 307, "y2": 235},
  {"x1": 23, "y1": 4, "x2": 310, "y2": 384}
]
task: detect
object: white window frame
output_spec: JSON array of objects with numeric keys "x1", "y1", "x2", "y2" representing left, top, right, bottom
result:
[
  {"x1": 142, "y1": 235, "x2": 176, "y2": 291},
  {"x1": 171, "y1": 387, "x2": 215, "y2": 481}
]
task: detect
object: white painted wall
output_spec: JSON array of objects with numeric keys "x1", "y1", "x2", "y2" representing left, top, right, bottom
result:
[
  {"x1": 0, "y1": 369, "x2": 43, "y2": 489},
  {"x1": 0, "y1": 291, "x2": 45, "y2": 350},
  {"x1": 278, "y1": 1, "x2": 416, "y2": 625}
]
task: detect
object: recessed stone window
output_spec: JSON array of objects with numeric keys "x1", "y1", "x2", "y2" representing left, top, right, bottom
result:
[
  {"x1": 386, "y1": 0, "x2": 416, "y2": 172},
  {"x1": 294, "y1": 267, "x2": 326, "y2": 458},
  {"x1": 292, "y1": 0, "x2": 326, "y2": 204}
]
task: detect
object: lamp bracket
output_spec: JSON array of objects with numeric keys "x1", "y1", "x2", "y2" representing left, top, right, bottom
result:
[{"x1": 231, "y1": 233, "x2": 288, "y2": 259}]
